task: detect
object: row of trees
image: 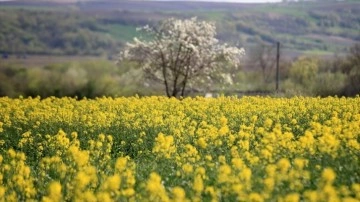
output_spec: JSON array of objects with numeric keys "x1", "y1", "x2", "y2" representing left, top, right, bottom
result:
[
  {"x1": 1, "y1": 17, "x2": 358, "y2": 98},
  {"x1": 117, "y1": 18, "x2": 360, "y2": 97},
  {"x1": 1, "y1": 44, "x2": 358, "y2": 98},
  {"x1": 0, "y1": 60, "x2": 154, "y2": 98},
  {"x1": 251, "y1": 43, "x2": 360, "y2": 97}
]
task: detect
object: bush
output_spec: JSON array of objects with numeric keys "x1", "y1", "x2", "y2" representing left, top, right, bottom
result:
[
  {"x1": 312, "y1": 72, "x2": 347, "y2": 96},
  {"x1": 0, "y1": 60, "x2": 135, "y2": 98}
]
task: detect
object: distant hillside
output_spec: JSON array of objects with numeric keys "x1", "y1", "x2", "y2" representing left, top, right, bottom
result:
[
  {"x1": 0, "y1": 0, "x2": 359, "y2": 56},
  {"x1": 0, "y1": 9, "x2": 121, "y2": 55}
]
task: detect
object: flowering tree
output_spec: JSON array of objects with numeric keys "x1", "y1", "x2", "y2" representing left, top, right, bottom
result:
[{"x1": 117, "y1": 17, "x2": 245, "y2": 97}]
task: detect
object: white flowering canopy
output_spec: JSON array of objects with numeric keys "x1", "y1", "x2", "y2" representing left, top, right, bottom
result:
[{"x1": 118, "y1": 17, "x2": 245, "y2": 97}]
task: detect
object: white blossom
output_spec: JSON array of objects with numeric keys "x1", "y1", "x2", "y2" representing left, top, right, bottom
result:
[{"x1": 117, "y1": 17, "x2": 245, "y2": 97}]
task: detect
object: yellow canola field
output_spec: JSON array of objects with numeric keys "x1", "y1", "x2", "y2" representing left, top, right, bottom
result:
[{"x1": 0, "y1": 96, "x2": 359, "y2": 202}]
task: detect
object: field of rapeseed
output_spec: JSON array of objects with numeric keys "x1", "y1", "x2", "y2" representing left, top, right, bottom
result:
[{"x1": 0, "y1": 96, "x2": 359, "y2": 201}]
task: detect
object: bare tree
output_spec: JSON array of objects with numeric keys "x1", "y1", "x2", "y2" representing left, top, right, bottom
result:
[
  {"x1": 249, "y1": 43, "x2": 276, "y2": 83},
  {"x1": 117, "y1": 17, "x2": 245, "y2": 97},
  {"x1": 342, "y1": 43, "x2": 360, "y2": 96}
]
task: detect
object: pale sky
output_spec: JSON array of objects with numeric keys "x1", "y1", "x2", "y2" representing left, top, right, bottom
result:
[
  {"x1": 189, "y1": 0, "x2": 282, "y2": 2},
  {"x1": 0, "y1": 0, "x2": 283, "y2": 2},
  {"x1": 155, "y1": 0, "x2": 283, "y2": 2}
]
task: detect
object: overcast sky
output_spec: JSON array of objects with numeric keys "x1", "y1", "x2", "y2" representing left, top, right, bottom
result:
[
  {"x1": 189, "y1": 0, "x2": 282, "y2": 2},
  {"x1": 0, "y1": 0, "x2": 283, "y2": 2},
  {"x1": 0, "y1": 0, "x2": 281, "y2": 3},
  {"x1": 155, "y1": 0, "x2": 283, "y2": 2}
]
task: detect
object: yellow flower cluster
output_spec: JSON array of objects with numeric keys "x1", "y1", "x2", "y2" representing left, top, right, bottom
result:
[{"x1": 0, "y1": 96, "x2": 359, "y2": 201}]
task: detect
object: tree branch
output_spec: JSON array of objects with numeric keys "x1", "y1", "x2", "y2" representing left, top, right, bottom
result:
[{"x1": 160, "y1": 49, "x2": 170, "y2": 97}]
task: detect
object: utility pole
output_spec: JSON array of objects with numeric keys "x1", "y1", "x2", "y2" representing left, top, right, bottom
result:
[{"x1": 276, "y1": 41, "x2": 280, "y2": 91}]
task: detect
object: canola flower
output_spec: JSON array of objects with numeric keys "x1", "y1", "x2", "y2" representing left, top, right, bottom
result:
[{"x1": 0, "y1": 96, "x2": 359, "y2": 201}]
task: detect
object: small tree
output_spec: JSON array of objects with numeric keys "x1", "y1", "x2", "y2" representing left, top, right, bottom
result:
[
  {"x1": 342, "y1": 43, "x2": 360, "y2": 96},
  {"x1": 117, "y1": 17, "x2": 245, "y2": 97},
  {"x1": 248, "y1": 43, "x2": 276, "y2": 84},
  {"x1": 289, "y1": 56, "x2": 319, "y2": 86}
]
